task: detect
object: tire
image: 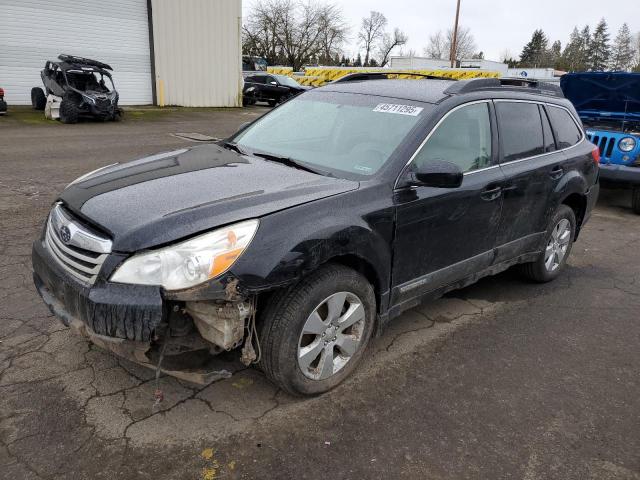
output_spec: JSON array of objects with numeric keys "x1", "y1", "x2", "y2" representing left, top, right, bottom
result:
[
  {"x1": 259, "y1": 264, "x2": 376, "y2": 396},
  {"x1": 267, "y1": 99, "x2": 277, "y2": 107},
  {"x1": 59, "y1": 93, "x2": 80, "y2": 124},
  {"x1": 632, "y1": 187, "x2": 640, "y2": 215},
  {"x1": 520, "y1": 205, "x2": 576, "y2": 283},
  {"x1": 31, "y1": 87, "x2": 46, "y2": 111}
]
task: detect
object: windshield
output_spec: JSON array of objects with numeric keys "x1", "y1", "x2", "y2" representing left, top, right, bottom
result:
[
  {"x1": 276, "y1": 75, "x2": 302, "y2": 88},
  {"x1": 66, "y1": 71, "x2": 114, "y2": 93},
  {"x1": 232, "y1": 91, "x2": 429, "y2": 178}
]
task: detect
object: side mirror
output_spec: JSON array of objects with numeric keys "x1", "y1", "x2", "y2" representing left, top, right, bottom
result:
[{"x1": 406, "y1": 160, "x2": 463, "y2": 188}]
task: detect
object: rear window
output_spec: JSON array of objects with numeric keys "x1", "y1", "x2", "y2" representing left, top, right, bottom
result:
[
  {"x1": 540, "y1": 106, "x2": 556, "y2": 153},
  {"x1": 496, "y1": 102, "x2": 545, "y2": 162},
  {"x1": 546, "y1": 106, "x2": 583, "y2": 149}
]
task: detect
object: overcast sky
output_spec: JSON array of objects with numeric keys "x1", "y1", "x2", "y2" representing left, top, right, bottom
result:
[{"x1": 243, "y1": 0, "x2": 638, "y2": 62}]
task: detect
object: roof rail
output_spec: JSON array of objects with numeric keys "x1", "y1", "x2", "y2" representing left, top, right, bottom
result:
[
  {"x1": 444, "y1": 77, "x2": 563, "y2": 97},
  {"x1": 333, "y1": 72, "x2": 455, "y2": 83}
]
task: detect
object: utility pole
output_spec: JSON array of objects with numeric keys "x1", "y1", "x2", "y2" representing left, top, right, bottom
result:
[{"x1": 450, "y1": 0, "x2": 461, "y2": 68}]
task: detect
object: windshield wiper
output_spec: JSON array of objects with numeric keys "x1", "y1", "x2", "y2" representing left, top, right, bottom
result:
[
  {"x1": 222, "y1": 142, "x2": 248, "y2": 155},
  {"x1": 251, "y1": 152, "x2": 329, "y2": 176}
]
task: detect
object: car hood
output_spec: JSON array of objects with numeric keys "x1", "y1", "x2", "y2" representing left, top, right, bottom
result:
[
  {"x1": 59, "y1": 144, "x2": 358, "y2": 252},
  {"x1": 560, "y1": 72, "x2": 640, "y2": 120}
]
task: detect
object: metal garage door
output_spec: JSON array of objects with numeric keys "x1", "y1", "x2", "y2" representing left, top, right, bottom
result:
[{"x1": 0, "y1": 0, "x2": 152, "y2": 105}]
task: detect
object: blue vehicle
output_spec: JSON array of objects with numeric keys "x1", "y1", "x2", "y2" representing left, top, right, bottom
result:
[{"x1": 561, "y1": 72, "x2": 640, "y2": 213}]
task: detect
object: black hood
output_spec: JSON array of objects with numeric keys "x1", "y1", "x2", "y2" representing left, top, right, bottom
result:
[{"x1": 60, "y1": 144, "x2": 358, "y2": 252}]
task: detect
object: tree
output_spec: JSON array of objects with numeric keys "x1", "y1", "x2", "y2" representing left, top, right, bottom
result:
[
  {"x1": 588, "y1": 18, "x2": 610, "y2": 71},
  {"x1": 317, "y1": 4, "x2": 349, "y2": 66},
  {"x1": 358, "y1": 11, "x2": 387, "y2": 67},
  {"x1": 634, "y1": 33, "x2": 640, "y2": 72},
  {"x1": 353, "y1": 53, "x2": 362, "y2": 67},
  {"x1": 423, "y1": 26, "x2": 477, "y2": 62},
  {"x1": 378, "y1": 28, "x2": 408, "y2": 67},
  {"x1": 243, "y1": 0, "x2": 349, "y2": 71},
  {"x1": 549, "y1": 40, "x2": 562, "y2": 68},
  {"x1": 519, "y1": 29, "x2": 550, "y2": 67},
  {"x1": 610, "y1": 23, "x2": 634, "y2": 71}
]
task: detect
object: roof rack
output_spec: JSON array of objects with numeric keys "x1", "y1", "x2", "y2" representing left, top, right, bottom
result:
[
  {"x1": 57, "y1": 54, "x2": 113, "y2": 71},
  {"x1": 333, "y1": 72, "x2": 455, "y2": 83},
  {"x1": 444, "y1": 77, "x2": 563, "y2": 97}
]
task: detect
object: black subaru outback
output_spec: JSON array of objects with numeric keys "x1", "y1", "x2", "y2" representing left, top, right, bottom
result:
[{"x1": 32, "y1": 76, "x2": 599, "y2": 396}]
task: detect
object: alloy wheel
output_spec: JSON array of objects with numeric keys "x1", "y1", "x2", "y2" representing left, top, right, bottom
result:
[
  {"x1": 544, "y1": 218, "x2": 571, "y2": 272},
  {"x1": 297, "y1": 291, "x2": 366, "y2": 381}
]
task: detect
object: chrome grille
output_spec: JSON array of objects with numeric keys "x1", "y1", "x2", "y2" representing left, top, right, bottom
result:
[{"x1": 44, "y1": 204, "x2": 111, "y2": 285}]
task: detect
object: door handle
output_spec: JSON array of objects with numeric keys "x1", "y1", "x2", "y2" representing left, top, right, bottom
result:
[
  {"x1": 549, "y1": 166, "x2": 564, "y2": 179},
  {"x1": 480, "y1": 186, "x2": 502, "y2": 201}
]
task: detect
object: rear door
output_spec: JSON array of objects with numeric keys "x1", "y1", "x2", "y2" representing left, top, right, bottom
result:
[
  {"x1": 493, "y1": 100, "x2": 565, "y2": 262},
  {"x1": 392, "y1": 101, "x2": 505, "y2": 306}
]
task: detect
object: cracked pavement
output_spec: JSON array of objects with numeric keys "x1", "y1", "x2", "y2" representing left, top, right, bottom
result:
[{"x1": 1, "y1": 108, "x2": 639, "y2": 479}]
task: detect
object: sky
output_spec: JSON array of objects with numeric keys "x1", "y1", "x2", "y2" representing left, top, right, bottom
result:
[{"x1": 243, "y1": 0, "x2": 638, "y2": 62}]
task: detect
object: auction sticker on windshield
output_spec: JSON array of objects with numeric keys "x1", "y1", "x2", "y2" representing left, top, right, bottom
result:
[{"x1": 373, "y1": 103, "x2": 423, "y2": 116}]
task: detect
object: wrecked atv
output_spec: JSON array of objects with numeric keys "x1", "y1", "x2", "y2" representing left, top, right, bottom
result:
[{"x1": 31, "y1": 54, "x2": 121, "y2": 124}]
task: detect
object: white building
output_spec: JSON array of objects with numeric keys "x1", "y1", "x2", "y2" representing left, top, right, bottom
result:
[{"x1": 0, "y1": 0, "x2": 242, "y2": 107}]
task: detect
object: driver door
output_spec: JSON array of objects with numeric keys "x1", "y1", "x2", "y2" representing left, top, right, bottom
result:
[{"x1": 391, "y1": 101, "x2": 505, "y2": 306}]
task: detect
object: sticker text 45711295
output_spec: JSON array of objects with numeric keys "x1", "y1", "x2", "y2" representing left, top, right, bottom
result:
[{"x1": 373, "y1": 103, "x2": 424, "y2": 116}]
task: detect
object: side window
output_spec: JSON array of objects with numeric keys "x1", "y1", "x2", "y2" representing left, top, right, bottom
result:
[
  {"x1": 266, "y1": 76, "x2": 278, "y2": 85},
  {"x1": 546, "y1": 106, "x2": 583, "y2": 149},
  {"x1": 412, "y1": 102, "x2": 492, "y2": 173},
  {"x1": 540, "y1": 105, "x2": 557, "y2": 153},
  {"x1": 496, "y1": 102, "x2": 545, "y2": 162},
  {"x1": 252, "y1": 75, "x2": 266, "y2": 84}
]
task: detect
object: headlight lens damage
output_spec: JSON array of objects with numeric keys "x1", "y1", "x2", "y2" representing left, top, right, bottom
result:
[{"x1": 111, "y1": 219, "x2": 259, "y2": 290}]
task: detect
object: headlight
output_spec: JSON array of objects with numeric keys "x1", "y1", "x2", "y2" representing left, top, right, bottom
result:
[
  {"x1": 245, "y1": 86, "x2": 256, "y2": 93},
  {"x1": 110, "y1": 219, "x2": 259, "y2": 290},
  {"x1": 619, "y1": 137, "x2": 636, "y2": 152}
]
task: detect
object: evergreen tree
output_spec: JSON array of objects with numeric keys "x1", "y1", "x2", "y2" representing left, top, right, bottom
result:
[
  {"x1": 549, "y1": 40, "x2": 562, "y2": 68},
  {"x1": 354, "y1": 53, "x2": 362, "y2": 67},
  {"x1": 610, "y1": 23, "x2": 634, "y2": 71},
  {"x1": 588, "y1": 18, "x2": 610, "y2": 71},
  {"x1": 580, "y1": 25, "x2": 592, "y2": 69},
  {"x1": 520, "y1": 29, "x2": 550, "y2": 67},
  {"x1": 368, "y1": 58, "x2": 379, "y2": 67}
]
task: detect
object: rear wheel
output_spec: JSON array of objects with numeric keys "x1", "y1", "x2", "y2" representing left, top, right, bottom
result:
[
  {"x1": 259, "y1": 264, "x2": 376, "y2": 396},
  {"x1": 59, "y1": 93, "x2": 80, "y2": 124},
  {"x1": 267, "y1": 99, "x2": 277, "y2": 107},
  {"x1": 632, "y1": 187, "x2": 640, "y2": 215},
  {"x1": 520, "y1": 205, "x2": 576, "y2": 283},
  {"x1": 31, "y1": 87, "x2": 46, "y2": 110}
]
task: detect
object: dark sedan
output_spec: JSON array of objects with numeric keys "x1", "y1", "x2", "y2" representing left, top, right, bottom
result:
[{"x1": 243, "y1": 73, "x2": 309, "y2": 106}]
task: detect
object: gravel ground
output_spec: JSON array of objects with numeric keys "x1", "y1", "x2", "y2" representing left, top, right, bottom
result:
[{"x1": 1, "y1": 107, "x2": 639, "y2": 480}]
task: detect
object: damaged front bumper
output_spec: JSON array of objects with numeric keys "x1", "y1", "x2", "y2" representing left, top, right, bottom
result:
[{"x1": 32, "y1": 237, "x2": 250, "y2": 384}]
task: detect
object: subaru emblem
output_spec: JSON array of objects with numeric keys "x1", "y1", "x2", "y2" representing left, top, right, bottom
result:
[{"x1": 60, "y1": 225, "x2": 71, "y2": 243}]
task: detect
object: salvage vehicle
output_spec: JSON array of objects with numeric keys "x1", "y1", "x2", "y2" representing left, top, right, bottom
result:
[
  {"x1": 32, "y1": 76, "x2": 599, "y2": 395},
  {"x1": 0, "y1": 87, "x2": 6, "y2": 115},
  {"x1": 243, "y1": 73, "x2": 309, "y2": 106},
  {"x1": 561, "y1": 72, "x2": 640, "y2": 213},
  {"x1": 31, "y1": 54, "x2": 121, "y2": 124}
]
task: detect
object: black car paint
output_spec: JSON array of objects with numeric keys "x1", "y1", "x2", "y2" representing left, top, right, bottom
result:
[{"x1": 33, "y1": 81, "x2": 599, "y2": 344}]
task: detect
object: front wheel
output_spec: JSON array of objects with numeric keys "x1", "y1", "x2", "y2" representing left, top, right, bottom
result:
[
  {"x1": 632, "y1": 187, "x2": 640, "y2": 215},
  {"x1": 520, "y1": 205, "x2": 576, "y2": 282},
  {"x1": 259, "y1": 264, "x2": 376, "y2": 396}
]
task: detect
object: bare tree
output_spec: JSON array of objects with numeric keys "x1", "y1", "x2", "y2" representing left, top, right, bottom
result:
[
  {"x1": 424, "y1": 31, "x2": 446, "y2": 59},
  {"x1": 378, "y1": 28, "x2": 408, "y2": 67},
  {"x1": 243, "y1": 0, "x2": 347, "y2": 71},
  {"x1": 423, "y1": 26, "x2": 477, "y2": 62},
  {"x1": 317, "y1": 4, "x2": 349, "y2": 65},
  {"x1": 358, "y1": 11, "x2": 387, "y2": 66}
]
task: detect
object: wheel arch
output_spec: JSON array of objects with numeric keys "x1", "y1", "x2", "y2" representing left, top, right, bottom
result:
[
  {"x1": 561, "y1": 192, "x2": 587, "y2": 239},
  {"x1": 325, "y1": 253, "x2": 384, "y2": 312}
]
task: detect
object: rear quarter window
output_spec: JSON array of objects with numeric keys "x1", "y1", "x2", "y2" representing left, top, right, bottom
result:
[{"x1": 546, "y1": 106, "x2": 583, "y2": 149}]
